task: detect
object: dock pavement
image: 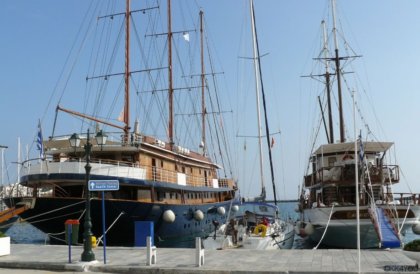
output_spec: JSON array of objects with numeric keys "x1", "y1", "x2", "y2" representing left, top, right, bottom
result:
[{"x1": 0, "y1": 244, "x2": 417, "y2": 273}]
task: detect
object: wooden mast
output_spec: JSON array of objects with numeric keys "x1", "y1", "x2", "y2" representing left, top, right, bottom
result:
[
  {"x1": 332, "y1": 0, "x2": 345, "y2": 143},
  {"x1": 167, "y1": 0, "x2": 174, "y2": 149},
  {"x1": 200, "y1": 10, "x2": 206, "y2": 155},
  {"x1": 322, "y1": 20, "x2": 334, "y2": 144},
  {"x1": 123, "y1": 0, "x2": 131, "y2": 143}
]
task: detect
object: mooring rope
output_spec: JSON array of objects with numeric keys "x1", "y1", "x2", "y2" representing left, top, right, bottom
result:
[
  {"x1": 23, "y1": 200, "x2": 85, "y2": 222},
  {"x1": 96, "y1": 211, "x2": 125, "y2": 246},
  {"x1": 313, "y1": 204, "x2": 335, "y2": 250}
]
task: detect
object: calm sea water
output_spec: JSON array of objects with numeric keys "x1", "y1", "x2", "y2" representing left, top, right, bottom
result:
[{"x1": 5, "y1": 201, "x2": 419, "y2": 248}]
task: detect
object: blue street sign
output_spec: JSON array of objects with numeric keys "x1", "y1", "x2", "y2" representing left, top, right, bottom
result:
[{"x1": 88, "y1": 180, "x2": 119, "y2": 191}]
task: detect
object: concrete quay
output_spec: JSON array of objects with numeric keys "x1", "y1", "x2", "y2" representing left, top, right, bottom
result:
[{"x1": 0, "y1": 244, "x2": 417, "y2": 273}]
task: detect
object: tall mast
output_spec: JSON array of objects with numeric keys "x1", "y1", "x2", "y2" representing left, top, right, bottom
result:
[
  {"x1": 167, "y1": 0, "x2": 174, "y2": 148},
  {"x1": 322, "y1": 20, "x2": 334, "y2": 144},
  {"x1": 200, "y1": 10, "x2": 206, "y2": 155},
  {"x1": 0, "y1": 146, "x2": 7, "y2": 190},
  {"x1": 250, "y1": 0, "x2": 266, "y2": 201},
  {"x1": 332, "y1": 0, "x2": 345, "y2": 143},
  {"x1": 251, "y1": 0, "x2": 277, "y2": 204},
  {"x1": 123, "y1": 0, "x2": 131, "y2": 142}
]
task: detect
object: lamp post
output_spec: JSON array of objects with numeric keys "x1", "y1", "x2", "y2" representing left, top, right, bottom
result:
[
  {"x1": 69, "y1": 129, "x2": 95, "y2": 262},
  {"x1": 95, "y1": 130, "x2": 108, "y2": 150}
]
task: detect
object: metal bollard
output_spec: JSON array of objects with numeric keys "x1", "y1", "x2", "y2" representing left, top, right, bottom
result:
[
  {"x1": 195, "y1": 237, "x2": 204, "y2": 267},
  {"x1": 146, "y1": 236, "x2": 157, "y2": 265}
]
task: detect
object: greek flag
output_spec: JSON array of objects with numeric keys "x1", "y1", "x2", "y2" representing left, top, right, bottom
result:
[
  {"x1": 358, "y1": 133, "x2": 364, "y2": 164},
  {"x1": 37, "y1": 121, "x2": 44, "y2": 159}
]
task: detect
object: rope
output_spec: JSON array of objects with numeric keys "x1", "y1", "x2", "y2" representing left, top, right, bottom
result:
[
  {"x1": 22, "y1": 200, "x2": 85, "y2": 222},
  {"x1": 96, "y1": 211, "x2": 125, "y2": 246},
  {"x1": 29, "y1": 210, "x2": 84, "y2": 226},
  {"x1": 0, "y1": 200, "x2": 85, "y2": 231},
  {"x1": 313, "y1": 204, "x2": 335, "y2": 250},
  {"x1": 398, "y1": 203, "x2": 410, "y2": 235},
  {"x1": 385, "y1": 167, "x2": 400, "y2": 229}
]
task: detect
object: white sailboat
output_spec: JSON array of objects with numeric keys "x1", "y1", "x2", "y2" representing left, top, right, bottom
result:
[{"x1": 204, "y1": 0, "x2": 294, "y2": 250}]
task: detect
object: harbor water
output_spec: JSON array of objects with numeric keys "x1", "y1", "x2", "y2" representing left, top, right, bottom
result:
[{"x1": 4, "y1": 201, "x2": 419, "y2": 248}]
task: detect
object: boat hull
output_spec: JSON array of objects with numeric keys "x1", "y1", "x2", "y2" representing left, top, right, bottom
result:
[
  {"x1": 302, "y1": 205, "x2": 420, "y2": 249},
  {"x1": 6, "y1": 197, "x2": 237, "y2": 247}
]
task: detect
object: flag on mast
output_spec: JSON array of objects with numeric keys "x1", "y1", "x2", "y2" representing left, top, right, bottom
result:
[
  {"x1": 117, "y1": 108, "x2": 125, "y2": 122},
  {"x1": 358, "y1": 133, "x2": 364, "y2": 163},
  {"x1": 182, "y1": 32, "x2": 190, "y2": 42},
  {"x1": 37, "y1": 120, "x2": 45, "y2": 159}
]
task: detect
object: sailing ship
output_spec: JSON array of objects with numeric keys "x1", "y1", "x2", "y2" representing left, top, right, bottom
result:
[
  {"x1": 4, "y1": 0, "x2": 238, "y2": 247},
  {"x1": 296, "y1": 0, "x2": 420, "y2": 249},
  {"x1": 204, "y1": 0, "x2": 294, "y2": 250}
]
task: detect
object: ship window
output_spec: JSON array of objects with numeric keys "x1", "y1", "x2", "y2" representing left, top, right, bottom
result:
[
  {"x1": 328, "y1": 157, "x2": 337, "y2": 167},
  {"x1": 137, "y1": 189, "x2": 151, "y2": 201},
  {"x1": 122, "y1": 155, "x2": 133, "y2": 163},
  {"x1": 157, "y1": 191, "x2": 165, "y2": 201}
]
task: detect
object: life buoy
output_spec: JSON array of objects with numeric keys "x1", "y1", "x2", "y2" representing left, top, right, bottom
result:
[{"x1": 253, "y1": 224, "x2": 267, "y2": 237}]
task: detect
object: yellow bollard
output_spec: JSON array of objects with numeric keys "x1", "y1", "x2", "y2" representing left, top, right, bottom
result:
[{"x1": 91, "y1": 236, "x2": 97, "y2": 248}]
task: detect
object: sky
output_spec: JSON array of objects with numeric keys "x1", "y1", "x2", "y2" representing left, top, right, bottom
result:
[{"x1": 1, "y1": 0, "x2": 420, "y2": 200}]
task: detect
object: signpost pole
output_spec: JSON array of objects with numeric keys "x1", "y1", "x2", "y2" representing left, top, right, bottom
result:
[
  {"x1": 102, "y1": 191, "x2": 107, "y2": 264},
  {"x1": 68, "y1": 224, "x2": 72, "y2": 263},
  {"x1": 88, "y1": 179, "x2": 119, "y2": 265}
]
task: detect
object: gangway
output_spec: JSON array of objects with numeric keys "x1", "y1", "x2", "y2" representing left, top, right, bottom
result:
[{"x1": 369, "y1": 207, "x2": 401, "y2": 248}]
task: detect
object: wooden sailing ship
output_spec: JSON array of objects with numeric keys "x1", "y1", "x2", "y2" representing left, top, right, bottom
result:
[
  {"x1": 296, "y1": 0, "x2": 420, "y2": 249},
  {"x1": 4, "y1": 0, "x2": 238, "y2": 247}
]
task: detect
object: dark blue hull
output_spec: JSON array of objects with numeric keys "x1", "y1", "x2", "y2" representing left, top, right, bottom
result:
[{"x1": 6, "y1": 197, "x2": 237, "y2": 247}]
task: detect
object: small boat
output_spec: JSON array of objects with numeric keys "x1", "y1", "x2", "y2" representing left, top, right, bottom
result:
[
  {"x1": 204, "y1": 0, "x2": 294, "y2": 250},
  {"x1": 296, "y1": 0, "x2": 420, "y2": 249},
  {"x1": 5, "y1": 0, "x2": 238, "y2": 247}
]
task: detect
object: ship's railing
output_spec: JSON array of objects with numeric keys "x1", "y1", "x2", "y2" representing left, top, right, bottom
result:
[
  {"x1": 21, "y1": 158, "x2": 228, "y2": 189},
  {"x1": 304, "y1": 164, "x2": 400, "y2": 187},
  {"x1": 23, "y1": 159, "x2": 147, "y2": 180},
  {"x1": 141, "y1": 165, "x2": 224, "y2": 188},
  {"x1": 380, "y1": 192, "x2": 420, "y2": 206}
]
